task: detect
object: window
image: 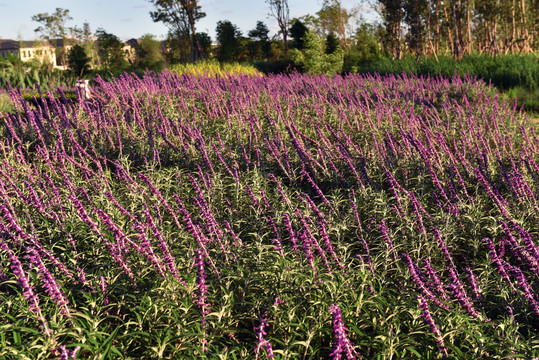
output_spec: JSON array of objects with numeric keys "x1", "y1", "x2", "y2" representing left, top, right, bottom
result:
[{"x1": 22, "y1": 50, "x2": 26, "y2": 58}]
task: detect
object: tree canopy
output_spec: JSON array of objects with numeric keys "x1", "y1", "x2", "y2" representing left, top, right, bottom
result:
[{"x1": 147, "y1": 0, "x2": 206, "y2": 61}]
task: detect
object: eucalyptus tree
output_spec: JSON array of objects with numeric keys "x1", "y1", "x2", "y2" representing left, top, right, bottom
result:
[
  {"x1": 31, "y1": 8, "x2": 74, "y2": 65},
  {"x1": 266, "y1": 0, "x2": 290, "y2": 52},
  {"x1": 148, "y1": 0, "x2": 206, "y2": 61}
]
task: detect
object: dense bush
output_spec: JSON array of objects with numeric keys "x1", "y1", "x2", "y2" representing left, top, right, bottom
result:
[
  {"x1": 168, "y1": 60, "x2": 263, "y2": 77},
  {"x1": 354, "y1": 53, "x2": 539, "y2": 91},
  {"x1": 0, "y1": 55, "x2": 76, "y2": 90}
]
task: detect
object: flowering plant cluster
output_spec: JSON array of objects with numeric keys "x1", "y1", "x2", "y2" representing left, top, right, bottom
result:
[{"x1": 0, "y1": 70, "x2": 537, "y2": 358}]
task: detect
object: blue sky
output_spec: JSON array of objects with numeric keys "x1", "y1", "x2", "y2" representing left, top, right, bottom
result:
[{"x1": 0, "y1": 0, "x2": 377, "y2": 42}]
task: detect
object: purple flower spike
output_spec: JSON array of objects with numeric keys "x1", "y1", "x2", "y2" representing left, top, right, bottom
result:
[
  {"x1": 254, "y1": 310, "x2": 274, "y2": 359},
  {"x1": 328, "y1": 304, "x2": 359, "y2": 360},
  {"x1": 417, "y1": 295, "x2": 449, "y2": 356}
]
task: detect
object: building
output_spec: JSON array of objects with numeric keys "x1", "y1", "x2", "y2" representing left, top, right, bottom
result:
[
  {"x1": 0, "y1": 39, "x2": 62, "y2": 68},
  {"x1": 0, "y1": 37, "x2": 141, "y2": 70}
]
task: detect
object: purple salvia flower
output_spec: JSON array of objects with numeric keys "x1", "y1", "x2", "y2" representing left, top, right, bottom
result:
[
  {"x1": 282, "y1": 212, "x2": 299, "y2": 252},
  {"x1": 318, "y1": 220, "x2": 344, "y2": 270},
  {"x1": 190, "y1": 195, "x2": 230, "y2": 261},
  {"x1": 511, "y1": 265, "x2": 539, "y2": 316},
  {"x1": 464, "y1": 267, "x2": 482, "y2": 300},
  {"x1": 259, "y1": 189, "x2": 275, "y2": 213},
  {"x1": 328, "y1": 304, "x2": 359, "y2": 360},
  {"x1": 268, "y1": 173, "x2": 291, "y2": 206},
  {"x1": 95, "y1": 209, "x2": 132, "y2": 254},
  {"x1": 194, "y1": 249, "x2": 209, "y2": 352},
  {"x1": 144, "y1": 205, "x2": 188, "y2": 287},
  {"x1": 447, "y1": 267, "x2": 485, "y2": 320},
  {"x1": 265, "y1": 214, "x2": 284, "y2": 257},
  {"x1": 401, "y1": 253, "x2": 449, "y2": 310},
  {"x1": 379, "y1": 219, "x2": 395, "y2": 253},
  {"x1": 301, "y1": 168, "x2": 333, "y2": 210},
  {"x1": 67, "y1": 233, "x2": 78, "y2": 255},
  {"x1": 484, "y1": 237, "x2": 517, "y2": 292},
  {"x1": 512, "y1": 223, "x2": 539, "y2": 264},
  {"x1": 299, "y1": 231, "x2": 316, "y2": 271},
  {"x1": 432, "y1": 227, "x2": 456, "y2": 269},
  {"x1": 421, "y1": 259, "x2": 449, "y2": 301},
  {"x1": 417, "y1": 295, "x2": 449, "y2": 356},
  {"x1": 131, "y1": 220, "x2": 167, "y2": 279},
  {"x1": 409, "y1": 193, "x2": 427, "y2": 236},
  {"x1": 349, "y1": 193, "x2": 364, "y2": 235},
  {"x1": 223, "y1": 220, "x2": 243, "y2": 248},
  {"x1": 57, "y1": 345, "x2": 80, "y2": 360},
  {"x1": 0, "y1": 241, "x2": 51, "y2": 336},
  {"x1": 254, "y1": 310, "x2": 275, "y2": 359},
  {"x1": 30, "y1": 250, "x2": 71, "y2": 320},
  {"x1": 245, "y1": 184, "x2": 261, "y2": 210},
  {"x1": 173, "y1": 194, "x2": 218, "y2": 274},
  {"x1": 99, "y1": 276, "x2": 109, "y2": 304},
  {"x1": 70, "y1": 195, "x2": 136, "y2": 282},
  {"x1": 300, "y1": 192, "x2": 326, "y2": 223},
  {"x1": 474, "y1": 168, "x2": 511, "y2": 219},
  {"x1": 296, "y1": 208, "x2": 332, "y2": 273},
  {"x1": 358, "y1": 237, "x2": 373, "y2": 272}
]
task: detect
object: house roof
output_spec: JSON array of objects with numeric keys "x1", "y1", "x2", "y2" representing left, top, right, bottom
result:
[
  {"x1": 0, "y1": 39, "x2": 18, "y2": 50},
  {"x1": 0, "y1": 39, "x2": 55, "y2": 50}
]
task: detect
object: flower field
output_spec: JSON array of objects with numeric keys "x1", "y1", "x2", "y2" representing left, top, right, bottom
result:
[{"x1": 0, "y1": 71, "x2": 538, "y2": 359}]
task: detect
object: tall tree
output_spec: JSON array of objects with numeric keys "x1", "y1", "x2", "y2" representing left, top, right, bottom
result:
[
  {"x1": 403, "y1": 0, "x2": 428, "y2": 57},
  {"x1": 134, "y1": 34, "x2": 165, "y2": 70},
  {"x1": 67, "y1": 44, "x2": 91, "y2": 76},
  {"x1": 148, "y1": 0, "x2": 206, "y2": 61},
  {"x1": 289, "y1": 19, "x2": 309, "y2": 50},
  {"x1": 216, "y1": 20, "x2": 242, "y2": 63},
  {"x1": 95, "y1": 29, "x2": 128, "y2": 71},
  {"x1": 31, "y1": 8, "x2": 74, "y2": 66},
  {"x1": 32, "y1": 8, "x2": 73, "y2": 40},
  {"x1": 316, "y1": 0, "x2": 357, "y2": 49},
  {"x1": 248, "y1": 21, "x2": 272, "y2": 59},
  {"x1": 378, "y1": 0, "x2": 404, "y2": 58},
  {"x1": 266, "y1": 0, "x2": 290, "y2": 52}
]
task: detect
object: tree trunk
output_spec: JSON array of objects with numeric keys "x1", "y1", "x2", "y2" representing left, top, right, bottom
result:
[
  {"x1": 520, "y1": 0, "x2": 530, "y2": 53},
  {"x1": 452, "y1": 0, "x2": 461, "y2": 59},
  {"x1": 466, "y1": 0, "x2": 473, "y2": 54},
  {"x1": 187, "y1": 10, "x2": 205, "y2": 61}
]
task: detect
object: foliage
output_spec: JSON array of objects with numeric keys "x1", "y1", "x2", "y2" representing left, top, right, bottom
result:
[
  {"x1": 0, "y1": 91, "x2": 14, "y2": 114},
  {"x1": 248, "y1": 21, "x2": 272, "y2": 60},
  {"x1": 0, "y1": 55, "x2": 75, "y2": 89},
  {"x1": 134, "y1": 34, "x2": 165, "y2": 71},
  {"x1": 289, "y1": 19, "x2": 309, "y2": 50},
  {"x1": 31, "y1": 7, "x2": 73, "y2": 40},
  {"x1": 95, "y1": 29, "x2": 129, "y2": 72},
  {"x1": 353, "y1": 53, "x2": 539, "y2": 91},
  {"x1": 148, "y1": 0, "x2": 207, "y2": 61},
  {"x1": 316, "y1": 0, "x2": 357, "y2": 49},
  {"x1": 266, "y1": 0, "x2": 290, "y2": 51},
  {"x1": 325, "y1": 33, "x2": 340, "y2": 55},
  {"x1": 251, "y1": 59, "x2": 298, "y2": 75},
  {"x1": 1, "y1": 71, "x2": 539, "y2": 359},
  {"x1": 215, "y1": 20, "x2": 243, "y2": 63},
  {"x1": 375, "y1": 0, "x2": 537, "y2": 58},
  {"x1": 67, "y1": 44, "x2": 91, "y2": 77},
  {"x1": 168, "y1": 59, "x2": 262, "y2": 77},
  {"x1": 342, "y1": 22, "x2": 382, "y2": 73},
  {"x1": 289, "y1": 31, "x2": 343, "y2": 75}
]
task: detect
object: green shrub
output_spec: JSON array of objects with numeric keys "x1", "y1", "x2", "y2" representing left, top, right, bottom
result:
[
  {"x1": 289, "y1": 31, "x2": 344, "y2": 76},
  {"x1": 353, "y1": 53, "x2": 539, "y2": 91}
]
